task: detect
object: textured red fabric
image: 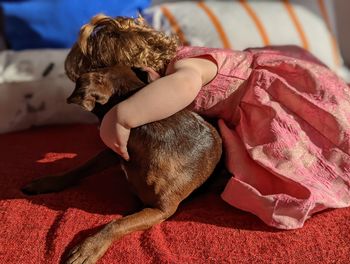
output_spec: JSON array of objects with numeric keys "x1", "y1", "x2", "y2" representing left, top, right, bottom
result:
[{"x1": 1, "y1": 124, "x2": 350, "y2": 264}]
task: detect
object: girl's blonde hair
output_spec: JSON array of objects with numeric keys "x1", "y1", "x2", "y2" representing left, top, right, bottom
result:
[{"x1": 65, "y1": 14, "x2": 179, "y2": 81}]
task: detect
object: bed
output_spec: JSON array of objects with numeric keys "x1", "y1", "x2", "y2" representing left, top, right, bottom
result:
[{"x1": 1, "y1": 1, "x2": 350, "y2": 263}]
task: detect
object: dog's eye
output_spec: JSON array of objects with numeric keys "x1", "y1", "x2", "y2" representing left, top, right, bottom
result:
[{"x1": 131, "y1": 67, "x2": 149, "y2": 84}]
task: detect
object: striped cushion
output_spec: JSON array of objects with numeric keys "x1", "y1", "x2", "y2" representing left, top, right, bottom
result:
[{"x1": 145, "y1": 0, "x2": 349, "y2": 80}]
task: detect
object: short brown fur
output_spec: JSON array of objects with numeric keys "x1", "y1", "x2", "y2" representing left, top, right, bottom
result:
[
  {"x1": 21, "y1": 15, "x2": 222, "y2": 264},
  {"x1": 22, "y1": 65, "x2": 222, "y2": 264}
]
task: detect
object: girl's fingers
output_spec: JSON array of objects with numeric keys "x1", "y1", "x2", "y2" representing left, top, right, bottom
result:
[
  {"x1": 123, "y1": 152, "x2": 130, "y2": 161},
  {"x1": 119, "y1": 147, "x2": 130, "y2": 161},
  {"x1": 113, "y1": 144, "x2": 130, "y2": 161}
]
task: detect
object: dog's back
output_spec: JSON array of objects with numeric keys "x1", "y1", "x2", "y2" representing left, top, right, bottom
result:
[{"x1": 126, "y1": 109, "x2": 222, "y2": 207}]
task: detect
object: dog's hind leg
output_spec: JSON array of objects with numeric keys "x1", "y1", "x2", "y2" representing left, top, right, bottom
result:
[
  {"x1": 21, "y1": 148, "x2": 119, "y2": 195},
  {"x1": 64, "y1": 205, "x2": 178, "y2": 264}
]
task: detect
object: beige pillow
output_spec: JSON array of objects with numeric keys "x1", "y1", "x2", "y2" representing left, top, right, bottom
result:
[
  {"x1": 334, "y1": 0, "x2": 350, "y2": 68},
  {"x1": 145, "y1": 0, "x2": 349, "y2": 81}
]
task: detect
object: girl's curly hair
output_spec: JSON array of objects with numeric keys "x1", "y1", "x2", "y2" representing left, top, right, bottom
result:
[{"x1": 65, "y1": 14, "x2": 179, "y2": 81}]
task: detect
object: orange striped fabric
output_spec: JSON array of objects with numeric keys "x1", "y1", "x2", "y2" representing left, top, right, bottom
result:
[
  {"x1": 317, "y1": 0, "x2": 341, "y2": 66},
  {"x1": 160, "y1": 6, "x2": 188, "y2": 45},
  {"x1": 281, "y1": 0, "x2": 309, "y2": 50},
  {"x1": 153, "y1": 1, "x2": 343, "y2": 73},
  {"x1": 239, "y1": 0, "x2": 270, "y2": 46},
  {"x1": 197, "y1": 2, "x2": 232, "y2": 49}
]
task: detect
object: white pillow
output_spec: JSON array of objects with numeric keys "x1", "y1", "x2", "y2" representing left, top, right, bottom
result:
[
  {"x1": 145, "y1": 0, "x2": 350, "y2": 81},
  {"x1": 0, "y1": 49, "x2": 97, "y2": 134}
]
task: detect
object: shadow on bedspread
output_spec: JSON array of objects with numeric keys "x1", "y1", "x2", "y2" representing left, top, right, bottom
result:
[{"x1": 1, "y1": 124, "x2": 349, "y2": 264}]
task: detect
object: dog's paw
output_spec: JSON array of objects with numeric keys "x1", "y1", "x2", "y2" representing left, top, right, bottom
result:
[
  {"x1": 21, "y1": 176, "x2": 74, "y2": 195},
  {"x1": 64, "y1": 232, "x2": 112, "y2": 264}
]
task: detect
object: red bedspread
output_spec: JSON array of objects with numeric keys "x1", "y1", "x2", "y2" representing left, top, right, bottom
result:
[{"x1": 1, "y1": 124, "x2": 350, "y2": 263}]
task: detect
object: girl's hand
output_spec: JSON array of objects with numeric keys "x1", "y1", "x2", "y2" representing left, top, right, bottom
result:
[
  {"x1": 99, "y1": 105, "x2": 130, "y2": 161},
  {"x1": 99, "y1": 57, "x2": 217, "y2": 162}
]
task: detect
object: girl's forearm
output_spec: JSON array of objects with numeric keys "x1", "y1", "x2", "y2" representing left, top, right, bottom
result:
[{"x1": 116, "y1": 68, "x2": 202, "y2": 128}]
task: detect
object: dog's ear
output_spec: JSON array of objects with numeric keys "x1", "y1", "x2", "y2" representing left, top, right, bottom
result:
[{"x1": 67, "y1": 71, "x2": 114, "y2": 111}]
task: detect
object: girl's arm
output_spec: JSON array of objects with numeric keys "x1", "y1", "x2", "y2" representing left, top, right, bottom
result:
[
  {"x1": 118, "y1": 57, "x2": 217, "y2": 128},
  {"x1": 99, "y1": 57, "x2": 217, "y2": 160}
]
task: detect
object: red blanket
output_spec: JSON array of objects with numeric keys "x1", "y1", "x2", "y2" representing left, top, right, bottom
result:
[{"x1": 1, "y1": 124, "x2": 350, "y2": 263}]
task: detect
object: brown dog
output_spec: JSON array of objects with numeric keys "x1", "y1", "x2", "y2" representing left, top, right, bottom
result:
[{"x1": 22, "y1": 65, "x2": 222, "y2": 264}]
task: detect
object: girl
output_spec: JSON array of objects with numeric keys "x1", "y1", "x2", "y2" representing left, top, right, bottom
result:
[{"x1": 66, "y1": 14, "x2": 350, "y2": 229}]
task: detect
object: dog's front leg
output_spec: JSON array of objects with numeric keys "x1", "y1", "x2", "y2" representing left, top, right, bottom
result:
[
  {"x1": 64, "y1": 206, "x2": 178, "y2": 264},
  {"x1": 22, "y1": 148, "x2": 119, "y2": 195}
]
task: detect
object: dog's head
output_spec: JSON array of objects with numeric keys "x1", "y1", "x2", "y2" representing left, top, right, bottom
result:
[{"x1": 66, "y1": 65, "x2": 147, "y2": 120}]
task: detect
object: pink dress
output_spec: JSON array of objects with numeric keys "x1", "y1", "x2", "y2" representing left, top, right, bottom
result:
[{"x1": 166, "y1": 45, "x2": 350, "y2": 229}]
